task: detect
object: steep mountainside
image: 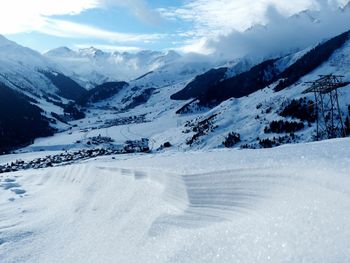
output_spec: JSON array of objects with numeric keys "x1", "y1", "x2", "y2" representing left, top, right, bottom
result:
[
  {"x1": 0, "y1": 35, "x2": 87, "y2": 104},
  {"x1": 167, "y1": 30, "x2": 350, "y2": 150},
  {"x1": 170, "y1": 58, "x2": 255, "y2": 101},
  {"x1": 0, "y1": 83, "x2": 55, "y2": 153},
  {"x1": 81, "y1": 81, "x2": 129, "y2": 105},
  {"x1": 170, "y1": 67, "x2": 228, "y2": 100},
  {"x1": 41, "y1": 71, "x2": 88, "y2": 101},
  {"x1": 173, "y1": 30, "x2": 350, "y2": 107},
  {"x1": 0, "y1": 35, "x2": 89, "y2": 151}
]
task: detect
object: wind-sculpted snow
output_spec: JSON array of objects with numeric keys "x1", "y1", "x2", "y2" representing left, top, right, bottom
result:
[
  {"x1": 1, "y1": 139, "x2": 350, "y2": 262},
  {"x1": 149, "y1": 169, "x2": 289, "y2": 233}
]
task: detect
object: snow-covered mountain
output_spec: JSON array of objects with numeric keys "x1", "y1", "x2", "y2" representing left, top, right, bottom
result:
[
  {"x1": 0, "y1": 35, "x2": 60, "y2": 97},
  {"x1": 1, "y1": 27, "x2": 350, "y2": 154},
  {"x1": 44, "y1": 47, "x2": 182, "y2": 86},
  {"x1": 0, "y1": 35, "x2": 87, "y2": 104},
  {"x1": 29, "y1": 29, "x2": 349, "y2": 153},
  {"x1": 0, "y1": 35, "x2": 90, "y2": 152}
]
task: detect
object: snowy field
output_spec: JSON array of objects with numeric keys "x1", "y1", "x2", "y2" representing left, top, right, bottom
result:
[{"x1": 1, "y1": 138, "x2": 350, "y2": 262}]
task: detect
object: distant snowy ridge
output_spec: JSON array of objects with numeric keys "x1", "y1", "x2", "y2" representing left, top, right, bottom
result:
[{"x1": 44, "y1": 47, "x2": 182, "y2": 85}]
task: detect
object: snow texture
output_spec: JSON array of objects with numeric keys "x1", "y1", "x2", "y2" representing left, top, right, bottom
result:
[{"x1": 0, "y1": 138, "x2": 350, "y2": 262}]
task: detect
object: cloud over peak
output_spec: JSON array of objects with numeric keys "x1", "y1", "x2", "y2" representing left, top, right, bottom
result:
[
  {"x1": 203, "y1": 1, "x2": 350, "y2": 60},
  {"x1": 1, "y1": 0, "x2": 349, "y2": 57}
]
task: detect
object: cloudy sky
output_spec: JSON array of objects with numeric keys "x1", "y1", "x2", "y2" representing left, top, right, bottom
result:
[{"x1": 0, "y1": 0, "x2": 349, "y2": 53}]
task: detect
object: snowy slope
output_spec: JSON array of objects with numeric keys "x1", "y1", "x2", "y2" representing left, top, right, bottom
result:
[
  {"x1": 145, "y1": 32, "x2": 350, "y2": 150},
  {"x1": 183, "y1": 35, "x2": 350, "y2": 149},
  {"x1": 1, "y1": 138, "x2": 350, "y2": 262},
  {"x1": 0, "y1": 35, "x2": 61, "y2": 98},
  {"x1": 0, "y1": 35, "x2": 85, "y2": 112}
]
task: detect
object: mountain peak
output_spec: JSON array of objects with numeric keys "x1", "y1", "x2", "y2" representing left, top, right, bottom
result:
[
  {"x1": 342, "y1": 1, "x2": 350, "y2": 11},
  {"x1": 55, "y1": 46, "x2": 72, "y2": 52},
  {"x1": 78, "y1": 47, "x2": 105, "y2": 57},
  {"x1": 164, "y1": 50, "x2": 181, "y2": 59},
  {"x1": 0, "y1": 35, "x2": 16, "y2": 47},
  {"x1": 44, "y1": 46, "x2": 75, "y2": 57}
]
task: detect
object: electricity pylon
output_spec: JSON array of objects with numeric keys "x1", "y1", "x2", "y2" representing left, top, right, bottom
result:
[{"x1": 303, "y1": 74, "x2": 349, "y2": 140}]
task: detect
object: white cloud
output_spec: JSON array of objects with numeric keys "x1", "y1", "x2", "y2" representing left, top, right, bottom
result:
[
  {"x1": 0, "y1": 0, "x2": 98, "y2": 34},
  {"x1": 163, "y1": 1, "x2": 350, "y2": 36},
  {"x1": 165, "y1": 0, "x2": 349, "y2": 56},
  {"x1": 175, "y1": 38, "x2": 213, "y2": 55},
  {"x1": 162, "y1": 0, "x2": 325, "y2": 37},
  {"x1": 0, "y1": 0, "x2": 160, "y2": 42},
  {"x1": 39, "y1": 19, "x2": 162, "y2": 42},
  {"x1": 205, "y1": 1, "x2": 350, "y2": 60},
  {"x1": 1, "y1": 0, "x2": 349, "y2": 54}
]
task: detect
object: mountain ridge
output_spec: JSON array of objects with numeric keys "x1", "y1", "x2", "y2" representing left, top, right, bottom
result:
[{"x1": 44, "y1": 47, "x2": 182, "y2": 85}]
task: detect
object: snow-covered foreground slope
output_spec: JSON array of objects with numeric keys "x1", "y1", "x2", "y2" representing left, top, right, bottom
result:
[{"x1": 1, "y1": 138, "x2": 350, "y2": 262}]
